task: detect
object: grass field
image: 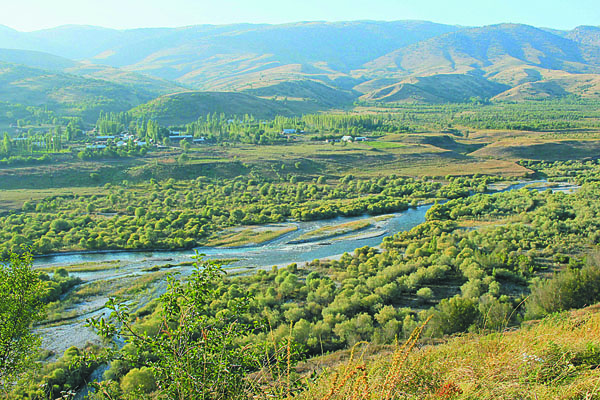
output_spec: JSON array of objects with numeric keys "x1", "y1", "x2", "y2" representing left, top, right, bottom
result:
[
  {"x1": 0, "y1": 186, "x2": 109, "y2": 212},
  {"x1": 2, "y1": 126, "x2": 600, "y2": 196}
]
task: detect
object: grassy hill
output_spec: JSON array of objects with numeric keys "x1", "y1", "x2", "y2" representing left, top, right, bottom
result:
[
  {"x1": 129, "y1": 91, "x2": 320, "y2": 126},
  {"x1": 295, "y1": 306, "x2": 600, "y2": 399},
  {"x1": 0, "y1": 61, "x2": 163, "y2": 120}
]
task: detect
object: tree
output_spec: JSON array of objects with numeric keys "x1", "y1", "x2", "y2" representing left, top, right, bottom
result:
[
  {"x1": 1, "y1": 133, "x2": 11, "y2": 155},
  {"x1": 88, "y1": 254, "x2": 261, "y2": 399},
  {"x1": 0, "y1": 252, "x2": 45, "y2": 391}
]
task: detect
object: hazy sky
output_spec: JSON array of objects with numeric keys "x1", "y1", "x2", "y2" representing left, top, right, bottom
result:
[{"x1": 1, "y1": 0, "x2": 598, "y2": 31}]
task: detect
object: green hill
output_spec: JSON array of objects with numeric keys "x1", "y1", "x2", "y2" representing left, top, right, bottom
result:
[
  {"x1": 129, "y1": 91, "x2": 319, "y2": 126},
  {"x1": 0, "y1": 61, "x2": 162, "y2": 120}
]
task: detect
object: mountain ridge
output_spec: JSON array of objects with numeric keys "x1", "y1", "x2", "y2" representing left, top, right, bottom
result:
[{"x1": 0, "y1": 20, "x2": 600, "y2": 113}]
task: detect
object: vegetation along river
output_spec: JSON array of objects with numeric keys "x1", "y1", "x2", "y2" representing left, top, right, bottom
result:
[{"x1": 33, "y1": 180, "x2": 579, "y2": 356}]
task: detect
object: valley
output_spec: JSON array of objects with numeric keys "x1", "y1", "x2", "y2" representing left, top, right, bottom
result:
[{"x1": 1, "y1": 16, "x2": 600, "y2": 400}]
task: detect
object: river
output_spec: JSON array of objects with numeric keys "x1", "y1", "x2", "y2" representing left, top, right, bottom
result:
[{"x1": 34, "y1": 179, "x2": 579, "y2": 358}]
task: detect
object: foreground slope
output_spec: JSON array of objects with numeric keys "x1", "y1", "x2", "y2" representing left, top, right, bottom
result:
[{"x1": 296, "y1": 306, "x2": 600, "y2": 399}]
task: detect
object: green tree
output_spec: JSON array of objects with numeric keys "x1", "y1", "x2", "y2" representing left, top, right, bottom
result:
[
  {"x1": 89, "y1": 254, "x2": 261, "y2": 399},
  {"x1": 0, "y1": 252, "x2": 45, "y2": 391}
]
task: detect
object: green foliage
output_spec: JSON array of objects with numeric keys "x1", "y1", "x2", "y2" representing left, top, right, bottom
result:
[
  {"x1": 120, "y1": 367, "x2": 156, "y2": 395},
  {"x1": 0, "y1": 173, "x2": 491, "y2": 255},
  {"x1": 88, "y1": 254, "x2": 264, "y2": 399},
  {"x1": 525, "y1": 254, "x2": 600, "y2": 319},
  {"x1": 428, "y1": 296, "x2": 480, "y2": 335},
  {"x1": 11, "y1": 345, "x2": 102, "y2": 399},
  {"x1": 0, "y1": 252, "x2": 45, "y2": 391}
]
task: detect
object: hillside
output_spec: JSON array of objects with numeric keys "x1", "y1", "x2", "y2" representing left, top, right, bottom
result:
[
  {"x1": 129, "y1": 91, "x2": 319, "y2": 126},
  {"x1": 0, "y1": 48, "x2": 185, "y2": 97},
  {"x1": 0, "y1": 61, "x2": 163, "y2": 119},
  {"x1": 567, "y1": 25, "x2": 600, "y2": 47},
  {"x1": 0, "y1": 48, "x2": 78, "y2": 70},
  {"x1": 363, "y1": 23, "x2": 600, "y2": 78},
  {"x1": 2, "y1": 21, "x2": 600, "y2": 105},
  {"x1": 360, "y1": 74, "x2": 509, "y2": 103},
  {"x1": 0, "y1": 21, "x2": 460, "y2": 90},
  {"x1": 295, "y1": 306, "x2": 600, "y2": 399},
  {"x1": 242, "y1": 80, "x2": 358, "y2": 107}
]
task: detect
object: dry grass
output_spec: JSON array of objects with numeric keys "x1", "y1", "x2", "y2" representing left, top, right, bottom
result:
[
  {"x1": 292, "y1": 219, "x2": 372, "y2": 243},
  {"x1": 204, "y1": 224, "x2": 297, "y2": 247},
  {"x1": 293, "y1": 309, "x2": 600, "y2": 400}
]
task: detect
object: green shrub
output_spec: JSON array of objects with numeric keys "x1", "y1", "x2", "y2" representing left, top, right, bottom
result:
[{"x1": 120, "y1": 367, "x2": 156, "y2": 395}]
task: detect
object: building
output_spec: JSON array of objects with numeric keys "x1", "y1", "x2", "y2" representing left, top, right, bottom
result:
[
  {"x1": 282, "y1": 129, "x2": 297, "y2": 134},
  {"x1": 341, "y1": 135, "x2": 353, "y2": 142},
  {"x1": 168, "y1": 135, "x2": 193, "y2": 141},
  {"x1": 355, "y1": 136, "x2": 368, "y2": 142}
]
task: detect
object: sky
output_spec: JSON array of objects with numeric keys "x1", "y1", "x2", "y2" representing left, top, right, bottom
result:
[{"x1": 1, "y1": 0, "x2": 598, "y2": 32}]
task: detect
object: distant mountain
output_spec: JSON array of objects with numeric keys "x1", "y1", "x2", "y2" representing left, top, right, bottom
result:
[
  {"x1": 0, "y1": 21, "x2": 460, "y2": 89},
  {"x1": 567, "y1": 26, "x2": 600, "y2": 47},
  {"x1": 0, "y1": 48, "x2": 77, "y2": 71},
  {"x1": 1, "y1": 21, "x2": 600, "y2": 106},
  {"x1": 363, "y1": 24, "x2": 600, "y2": 79},
  {"x1": 0, "y1": 48, "x2": 186, "y2": 97}
]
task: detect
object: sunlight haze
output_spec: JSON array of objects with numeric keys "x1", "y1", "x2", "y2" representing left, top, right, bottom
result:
[{"x1": 1, "y1": 0, "x2": 598, "y2": 31}]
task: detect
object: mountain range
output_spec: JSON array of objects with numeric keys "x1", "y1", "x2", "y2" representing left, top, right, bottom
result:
[{"x1": 0, "y1": 21, "x2": 599, "y2": 123}]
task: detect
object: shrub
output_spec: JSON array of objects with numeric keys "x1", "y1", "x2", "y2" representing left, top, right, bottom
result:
[{"x1": 525, "y1": 260, "x2": 600, "y2": 320}]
